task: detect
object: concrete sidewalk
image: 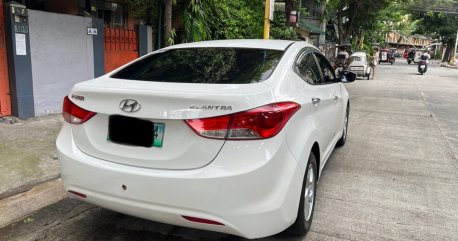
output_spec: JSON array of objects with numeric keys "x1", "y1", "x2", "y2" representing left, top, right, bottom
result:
[{"x1": 0, "y1": 115, "x2": 62, "y2": 199}]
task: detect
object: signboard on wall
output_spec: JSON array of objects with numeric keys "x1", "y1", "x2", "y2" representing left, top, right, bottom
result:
[
  {"x1": 15, "y1": 33, "x2": 26, "y2": 55},
  {"x1": 87, "y1": 27, "x2": 98, "y2": 35}
]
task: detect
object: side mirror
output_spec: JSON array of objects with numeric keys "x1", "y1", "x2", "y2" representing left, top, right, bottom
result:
[{"x1": 339, "y1": 71, "x2": 356, "y2": 83}]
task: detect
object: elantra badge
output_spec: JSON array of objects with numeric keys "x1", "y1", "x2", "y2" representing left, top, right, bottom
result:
[
  {"x1": 120, "y1": 99, "x2": 141, "y2": 113},
  {"x1": 190, "y1": 105, "x2": 232, "y2": 111}
]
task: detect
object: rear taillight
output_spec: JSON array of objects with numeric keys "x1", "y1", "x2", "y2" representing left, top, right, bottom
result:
[
  {"x1": 62, "y1": 96, "x2": 96, "y2": 124},
  {"x1": 185, "y1": 102, "x2": 300, "y2": 140}
]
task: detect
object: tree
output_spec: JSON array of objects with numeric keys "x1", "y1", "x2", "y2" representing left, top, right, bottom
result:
[
  {"x1": 411, "y1": 11, "x2": 458, "y2": 62},
  {"x1": 163, "y1": 0, "x2": 173, "y2": 46},
  {"x1": 183, "y1": 0, "x2": 211, "y2": 42},
  {"x1": 127, "y1": 0, "x2": 159, "y2": 26},
  {"x1": 270, "y1": 10, "x2": 297, "y2": 40},
  {"x1": 324, "y1": 0, "x2": 393, "y2": 45},
  {"x1": 129, "y1": 0, "x2": 297, "y2": 44},
  {"x1": 404, "y1": 0, "x2": 458, "y2": 62},
  {"x1": 205, "y1": 0, "x2": 264, "y2": 39}
]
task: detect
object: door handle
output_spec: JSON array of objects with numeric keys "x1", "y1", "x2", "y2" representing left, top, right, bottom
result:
[
  {"x1": 312, "y1": 97, "x2": 321, "y2": 104},
  {"x1": 334, "y1": 95, "x2": 339, "y2": 101}
]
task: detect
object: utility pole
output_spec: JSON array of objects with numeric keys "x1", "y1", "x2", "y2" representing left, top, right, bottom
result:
[
  {"x1": 263, "y1": 0, "x2": 271, "y2": 39},
  {"x1": 454, "y1": 29, "x2": 458, "y2": 64}
]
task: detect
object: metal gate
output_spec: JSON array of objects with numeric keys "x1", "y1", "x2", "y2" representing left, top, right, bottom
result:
[
  {"x1": 104, "y1": 27, "x2": 138, "y2": 73},
  {"x1": 0, "y1": 1, "x2": 11, "y2": 116}
]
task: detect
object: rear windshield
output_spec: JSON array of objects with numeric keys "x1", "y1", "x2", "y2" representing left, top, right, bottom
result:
[
  {"x1": 349, "y1": 56, "x2": 362, "y2": 62},
  {"x1": 111, "y1": 48, "x2": 284, "y2": 84}
]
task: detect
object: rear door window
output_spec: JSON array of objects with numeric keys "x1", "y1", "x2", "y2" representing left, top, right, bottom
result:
[
  {"x1": 295, "y1": 52, "x2": 321, "y2": 85},
  {"x1": 111, "y1": 48, "x2": 284, "y2": 84},
  {"x1": 314, "y1": 53, "x2": 337, "y2": 84}
]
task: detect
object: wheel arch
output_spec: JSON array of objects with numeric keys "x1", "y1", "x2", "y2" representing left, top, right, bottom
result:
[{"x1": 310, "y1": 142, "x2": 320, "y2": 179}]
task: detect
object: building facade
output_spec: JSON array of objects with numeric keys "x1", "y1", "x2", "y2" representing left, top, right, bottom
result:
[{"x1": 0, "y1": 0, "x2": 154, "y2": 118}]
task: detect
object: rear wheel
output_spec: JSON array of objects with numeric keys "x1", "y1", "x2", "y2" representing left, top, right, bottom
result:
[{"x1": 286, "y1": 153, "x2": 317, "y2": 236}]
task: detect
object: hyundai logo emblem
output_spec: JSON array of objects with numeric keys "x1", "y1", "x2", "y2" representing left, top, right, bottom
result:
[{"x1": 119, "y1": 99, "x2": 141, "y2": 113}]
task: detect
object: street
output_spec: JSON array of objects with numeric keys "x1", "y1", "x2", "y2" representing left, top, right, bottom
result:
[{"x1": 1, "y1": 61, "x2": 458, "y2": 241}]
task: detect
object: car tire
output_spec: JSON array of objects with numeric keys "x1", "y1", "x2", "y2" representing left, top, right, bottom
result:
[
  {"x1": 286, "y1": 152, "x2": 317, "y2": 236},
  {"x1": 336, "y1": 104, "x2": 349, "y2": 147}
]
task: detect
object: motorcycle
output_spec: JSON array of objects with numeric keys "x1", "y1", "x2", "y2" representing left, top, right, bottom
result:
[
  {"x1": 388, "y1": 52, "x2": 396, "y2": 65},
  {"x1": 418, "y1": 59, "x2": 428, "y2": 75}
]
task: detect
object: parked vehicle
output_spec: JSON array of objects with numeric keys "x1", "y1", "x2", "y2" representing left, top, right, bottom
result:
[
  {"x1": 56, "y1": 40, "x2": 356, "y2": 239},
  {"x1": 348, "y1": 52, "x2": 371, "y2": 80},
  {"x1": 379, "y1": 49, "x2": 388, "y2": 64}
]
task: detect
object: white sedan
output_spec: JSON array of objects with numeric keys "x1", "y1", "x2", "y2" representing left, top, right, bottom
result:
[{"x1": 57, "y1": 40, "x2": 355, "y2": 239}]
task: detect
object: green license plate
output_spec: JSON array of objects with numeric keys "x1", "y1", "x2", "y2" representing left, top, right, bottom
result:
[
  {"x1": 152, "y1": 123, "x2": 165, "y2": 147},
  {"x1": 108, "y1": 115, "x2": 165, "y2": 148}
]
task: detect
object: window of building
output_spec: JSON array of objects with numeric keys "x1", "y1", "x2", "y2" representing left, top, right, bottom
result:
[{"x1": 97, "y1": 1, "x2": 126, "y2": 27}]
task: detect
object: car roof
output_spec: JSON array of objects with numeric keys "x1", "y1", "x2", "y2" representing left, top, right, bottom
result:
[
  {"x1": 351, "y1": 52, "x2": 366, "y2": 56},
  {"x1": 165, "y1": 39, "x2": 297, "y2": 51}
]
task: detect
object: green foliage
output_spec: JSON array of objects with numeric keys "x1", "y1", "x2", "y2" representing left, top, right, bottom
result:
[
  {"x1": 204, "y1": 0, "x2": 264, "y2": 39},
  {"x1": 411, "y1": 11, "x2": 458, "y2": 45},
  {"x1": 270, "y1": 10, "x2": 297, "y2": 40},
  {"x1": 324, "y1": 0, "x2": 396, "y2": 45},
  {"x1": 167, "y1": 28, "x2": 177, "y2": 46},
  {"x1": 360, "y1": 1, "x2": 417, "y2": 46},
  {"x1": 129, "y1": 0, "x2": 300, "y2": 42},
  {"x1": 183, "y1": 0, "x2": 211, "y2": 42}
]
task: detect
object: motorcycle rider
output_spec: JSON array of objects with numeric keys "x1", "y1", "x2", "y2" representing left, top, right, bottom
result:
[
  {"x1": 334, "y1": 46, "x2": 349, "y2": 71},
  {"x1": 421, "y1": 51, "x2": 430, "y2": 63},
  {"x1": 418, "y1": 51, "x2": 430, "y2": 74},
  {"x1": 338, "y1": 46, "x2": 349, "y2": 59},
  {"x1": 408, "y1": 49, "x2": 415, "y2": 63}
]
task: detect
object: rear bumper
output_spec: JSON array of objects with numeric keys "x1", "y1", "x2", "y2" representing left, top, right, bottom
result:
[
  {"x1": 56, "y1": 124, "x2": 304, "y2": 239},
  {"x1": 349, "y1": 67, "x2": 366, "y2": 76}
]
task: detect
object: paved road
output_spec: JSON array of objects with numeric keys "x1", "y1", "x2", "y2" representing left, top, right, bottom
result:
[{"x1": 1, "y1": 61, "x2": 458, "y2": 241}]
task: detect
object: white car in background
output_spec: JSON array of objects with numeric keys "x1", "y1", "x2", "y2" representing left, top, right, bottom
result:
[
  {"x1": 348, "y1": 52, "x2": 371, "y2": 80},
  {"x1": 57, "y1": 40, "x2": 355, "y2": 239}
]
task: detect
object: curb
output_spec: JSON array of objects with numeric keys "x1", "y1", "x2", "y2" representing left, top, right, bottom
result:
[
  {"x1": 0, "y1": 178, "x2": 67, "y2": 229},
  {"x1": 0, "y1": 175, "x2": 61, "y2": 200},
  {"x1": 440, "y1": 64, "x2": 458, "y2": 69}
]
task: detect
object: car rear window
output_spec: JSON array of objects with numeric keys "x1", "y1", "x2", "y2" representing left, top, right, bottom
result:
[
  {"x1": 349, "y1": 56, "x2": 362, "y2": 62},
  {"x1": 111, "y1": 48, "x2": 284, "y2": 84}
]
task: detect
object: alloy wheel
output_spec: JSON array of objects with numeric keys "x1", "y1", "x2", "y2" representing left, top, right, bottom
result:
[{"x1": 304, "y1": 164, "x2": 316, "y2": 222}]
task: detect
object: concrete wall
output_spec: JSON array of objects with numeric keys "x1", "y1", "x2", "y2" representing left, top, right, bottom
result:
[{"x1": 28, "y1": 10, "x2": 94, "y2": 116}]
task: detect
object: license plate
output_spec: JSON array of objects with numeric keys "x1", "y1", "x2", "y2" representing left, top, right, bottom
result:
[
  {"x1": 108, "y1": 115, "x2": 165, "y2": 148},
  {"x1": 420, "y1": 65, "x2": 426, "y2": 69},
  {"x1": 351, "y1": 67, "x2": 363, "y2": 70}
]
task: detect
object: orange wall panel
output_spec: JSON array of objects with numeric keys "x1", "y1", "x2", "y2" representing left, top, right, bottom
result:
[
  {"x1": 104, "y1": 52, "x2": 137, "y2": 73},
  {"x1": 0, "y1": 1, "x2": 11, "y2": 116}
]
